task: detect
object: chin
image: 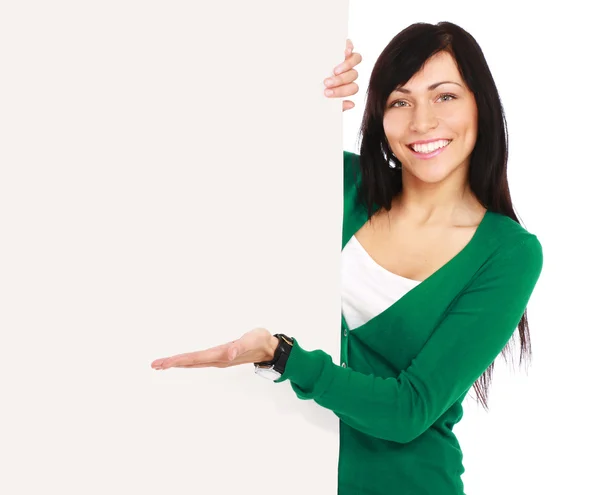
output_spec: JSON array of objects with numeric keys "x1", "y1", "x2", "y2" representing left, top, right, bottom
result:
[
  {"x1": 405, "y1": 165, "x2": 455, "y2": 184},
  {"x1": 404, "y1": 155, "x2": 469, "y2": 184}
]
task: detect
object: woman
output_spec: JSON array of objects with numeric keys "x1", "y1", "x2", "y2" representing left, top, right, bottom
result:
[{"x1": 151, "y1": 22, "x2": 543, "y2": 495}]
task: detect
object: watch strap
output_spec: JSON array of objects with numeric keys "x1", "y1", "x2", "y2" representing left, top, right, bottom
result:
[{"x1": 254, "y1": 334, "x2": 294, "y2": 374}]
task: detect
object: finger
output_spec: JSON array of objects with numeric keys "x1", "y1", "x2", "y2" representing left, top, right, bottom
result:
[
  {"x1": 324, "y1": 69, "x2": 358, "y2": 89},
  {"x1": 151, "y1": 358, "x2": 168, "y2": 369},
  {"x1": 324, "y1": 82, "x2": 359, "y2": 98},
  {"x1": 333, "y1": 52, "x2": 362, "y2": 75},
  {"x1": 174, "y1": 344, "x2": 247, "y2": 368},
  {"x1": 342, "y1": 100, "x2": 355, "y2": 112},
  {"x1": 159, "y1": 346, "x2": 229, "y2": 369},
  {"x1": 151, "y1": 354, "x2": 204, "y2": 368},
  {"x1": 345, "y1": 39, "x2": 354, "y2": 58},
  {"x1": 156, "y1": 353, "x2": 239, "y2": 370},
  {"x1": 177, "y1": 361, "x2": 230, "y2": 369}
]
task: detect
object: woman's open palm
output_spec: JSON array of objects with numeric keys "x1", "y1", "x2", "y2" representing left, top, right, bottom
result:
[{"x1": 151, "y1": 327, "x2": 276, "y2": 370}]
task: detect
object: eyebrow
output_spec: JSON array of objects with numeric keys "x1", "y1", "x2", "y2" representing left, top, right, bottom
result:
[{"x1": 393, "y1": 81, "x2": 464, "y2": 94}]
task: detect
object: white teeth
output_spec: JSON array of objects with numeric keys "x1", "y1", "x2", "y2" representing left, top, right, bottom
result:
[{"x1": 410, "y1": 139, "x2": 450, "y2": 153}]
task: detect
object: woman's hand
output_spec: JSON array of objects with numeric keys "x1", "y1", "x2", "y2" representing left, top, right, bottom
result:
[
  {"x1": 324, "y1": 39, "x2": 362, "y2": 111},
  {"x1": 151, "y1": 328, "x2": 278, "y2": 370}
]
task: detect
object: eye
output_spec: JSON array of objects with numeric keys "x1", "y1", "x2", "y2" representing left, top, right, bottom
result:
[
  {"x1": 438, "y1": 93, "x2": 457, "y2": 102},
  {"x1": 390, "y1": 100, "x2": 408, "y2": 108}
]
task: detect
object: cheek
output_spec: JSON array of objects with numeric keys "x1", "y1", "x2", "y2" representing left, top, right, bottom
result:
[
  {"x1": 460, "y1": 103, "x2": 478, "y2": 140},
  {"x1": 464, "y1": 116, "x2": 479, "y2": 147},
  {"x1": 448, "y1": 112, "x2": 478, "y2": 144},
  {"x1": 383, "y1": 113, "x2": 405, "y2": 139},
  {"x1": 382, "y1": 117, "x2": 392, "y2": 139}
]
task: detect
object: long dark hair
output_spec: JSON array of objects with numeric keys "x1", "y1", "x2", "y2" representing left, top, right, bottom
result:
[{"x1": 356, "y1": 21, "x2": 530, "y2": 410}]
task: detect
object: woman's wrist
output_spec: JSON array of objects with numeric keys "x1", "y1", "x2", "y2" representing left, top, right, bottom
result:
[{"x1": 267, "y1": 335, "x2": 279, "y2": 361}]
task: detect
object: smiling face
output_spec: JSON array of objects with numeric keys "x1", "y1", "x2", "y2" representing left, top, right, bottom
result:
[{"x1": 383, "y1": 50, "x2": 478, "y2": 186}]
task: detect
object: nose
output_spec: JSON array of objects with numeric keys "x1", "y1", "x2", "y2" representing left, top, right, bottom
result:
[{"x1": 409, "y1": 103, "x2": 438, "y2": 134}]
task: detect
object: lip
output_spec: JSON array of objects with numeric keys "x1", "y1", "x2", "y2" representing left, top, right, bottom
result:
[
  {"x1": 407, "y1": 138, "x2": 452, "y2": 146},
  {"x1": 407, "y1": 140, "x2": 451, "y2": 160}
]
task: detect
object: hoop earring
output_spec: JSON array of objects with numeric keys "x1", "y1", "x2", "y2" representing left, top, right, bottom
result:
[
  {"x1": 389, "y1": 152, "x2": 402, "y2": 170},
  {"x1": 382, "y1": 146, "x2": 402, "y2": 169}
]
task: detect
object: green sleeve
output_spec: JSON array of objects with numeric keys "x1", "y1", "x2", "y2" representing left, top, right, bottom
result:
[{"x1": 274, "y1": 235, "x2": 543, "y2": 443}]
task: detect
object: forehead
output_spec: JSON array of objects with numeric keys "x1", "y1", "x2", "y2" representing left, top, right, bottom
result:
[{"x1": 403, "y1": 51, "x2": 463, "y2": 88}]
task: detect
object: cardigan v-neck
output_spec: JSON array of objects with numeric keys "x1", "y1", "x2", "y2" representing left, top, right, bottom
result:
[
  {"x1": 274, "y1": 151, "x2": 543, "y2": 495},
  {"x1": 341, "y1": 208, "x2": 492, "y2": 335},
  {"x1": 341, "y1": 235, "x2": 422, "y2": 331}
]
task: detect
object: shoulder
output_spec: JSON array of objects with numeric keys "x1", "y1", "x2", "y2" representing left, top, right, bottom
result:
[
  {"x1": 485, "y1": 211, "x2": 542, "y2": 250},
  {"x1": 342, "y1": 150, "x2": 363, "y2": 211},
  {"x1": 343, "y1": 151, "x2": 361, "y2": 188},
  {"x1": 480, "y1": 211, "x2": 543, "y2": 279},
  {"x1": 343, "y1": 150, "x2": 360, "y2": 165}
]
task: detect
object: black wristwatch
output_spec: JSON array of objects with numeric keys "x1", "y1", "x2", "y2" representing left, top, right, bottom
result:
[{"x1": 254, "y1": 334, "x2": 294, "y2": 381}]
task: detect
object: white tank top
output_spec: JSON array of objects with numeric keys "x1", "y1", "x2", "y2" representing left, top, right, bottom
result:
[{"x1": 341, "y1": 235, "x2": 422, "y2": 330}]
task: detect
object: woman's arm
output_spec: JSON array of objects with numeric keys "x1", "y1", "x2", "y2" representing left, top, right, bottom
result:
[{"x1": 275, "y1": 234, "x2": 543, "y2": 443}]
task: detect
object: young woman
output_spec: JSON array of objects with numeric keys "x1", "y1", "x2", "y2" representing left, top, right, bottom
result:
[{"x1": 151, "y1": 22, "x2": 543, "y2": 495}]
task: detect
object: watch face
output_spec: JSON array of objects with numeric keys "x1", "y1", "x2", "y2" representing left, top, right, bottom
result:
[{"x1": 255, "y1": 366, "x2": 281, "y2": 380}]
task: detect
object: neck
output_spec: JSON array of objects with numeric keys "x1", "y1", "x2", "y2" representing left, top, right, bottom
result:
[{"x1": 393, "y1": 166, "x2": 480, "y2": 225}]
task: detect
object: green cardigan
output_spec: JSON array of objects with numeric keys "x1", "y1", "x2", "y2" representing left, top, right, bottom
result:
[{"x1": 275, "y1": 151, "x2": 543, "y2": 494}]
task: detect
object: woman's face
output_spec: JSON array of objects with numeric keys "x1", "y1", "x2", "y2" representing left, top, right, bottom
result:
[{"x1": 383, "y1": 51, "x2": 478, "y2": 186}]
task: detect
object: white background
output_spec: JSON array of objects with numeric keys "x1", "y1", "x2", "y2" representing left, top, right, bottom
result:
[{"x1": 1, "y1": 1, "x2": 598, "y2": 494}]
